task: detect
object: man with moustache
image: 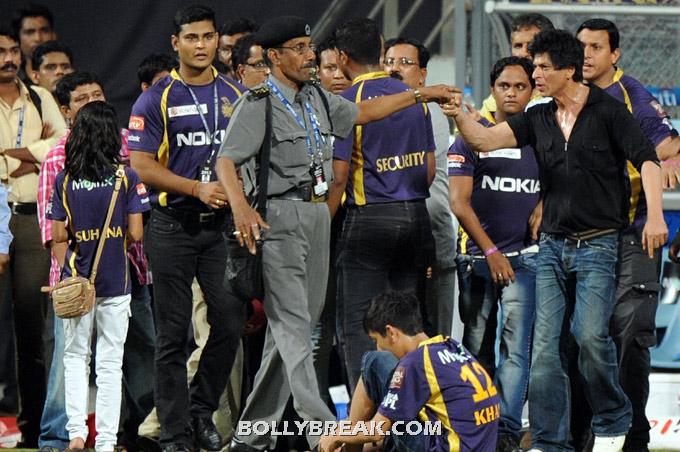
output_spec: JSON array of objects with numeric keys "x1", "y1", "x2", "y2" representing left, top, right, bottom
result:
[
  {"x1": 576, "y1": 19, "x2": 680, "y2": 451},
  {"x1": 128, "y1": 5, "x2": 245, "y2": 452},
  {"x1": 0, "y1": 26, "x2": 65, "y2": 447},
  {"x1": 216, "y1": 15, "x2": 455, "y2": 451},
  {"x1": 30, "y1": 41, "x2": 73, "y2": 99},
  {"x1": 384, "y1": 36, "x2": 457, "y2": 338},
  {"x1": 231, "y1": 34, "x2": 269, "y2": 89}
]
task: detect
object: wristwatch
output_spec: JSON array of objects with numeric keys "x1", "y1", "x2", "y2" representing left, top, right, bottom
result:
[{"x1": 413, "y1": 89, "x2": 423, "y2": 104}]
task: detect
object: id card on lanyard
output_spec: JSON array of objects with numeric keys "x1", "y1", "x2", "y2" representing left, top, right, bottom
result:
[
  {"x1": 267, "y1": 81, "x2": 328, "y2": 197},
  {"x1": 178, "y1": 78, "x2": 219, "y2": 183}
]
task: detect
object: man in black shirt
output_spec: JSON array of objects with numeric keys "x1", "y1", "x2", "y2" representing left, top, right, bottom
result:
[{"x1": 443, "y1": 30, "x2": 667, "y2": 452}]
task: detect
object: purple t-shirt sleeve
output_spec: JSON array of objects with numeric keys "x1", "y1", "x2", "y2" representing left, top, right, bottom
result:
[
  {"x1": 332, "y1": 88, "x2": 358, "y2": 162},
  {"x1": 128, "y1": 89, "x2": 164, "y2": 154},
  {"x1": 425, "y1": 108, "x2": 435, "y2": 152},
  {"x1": 46, "y1": 172, "x2": 67, "y2": 222},
  {"x1": 125, "y1": 167, "x2": 151, "y2": 214},
  {"x1": 627, "y1": 82, "x2": 678, "y2": 147},
  {"x1": 377, "y1": 353, "x2": 431, "y2": 422},
  {"x1": 447, "y1": 136, "x2": 476, "y2": 177}
]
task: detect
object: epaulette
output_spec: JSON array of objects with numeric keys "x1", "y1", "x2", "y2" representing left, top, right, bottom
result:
[{"x1": 248, "y1": 86, "x2": 270, "y2": 100}]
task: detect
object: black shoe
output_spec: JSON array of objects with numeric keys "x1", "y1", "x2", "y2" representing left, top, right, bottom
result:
[
  {"x1": 160, "y1": 443, "x2": 192, "y2": 452},
  {"x1": 193, "y1": 417, "x2": 223, "y2": 451},
  {"x1": 137, "y1": 436, "x2": 162, "y2": 452},
  {"x1": 497, "y1": 433, "x2": 520, "y2": 452},
  {"x1": 228, "y1": 439, "x2": 263, "y2": 452}
]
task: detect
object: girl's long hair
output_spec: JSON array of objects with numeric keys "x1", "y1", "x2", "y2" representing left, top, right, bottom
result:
[{"x1": 65, "y1": 101, "x2": 121, "y2": 182}]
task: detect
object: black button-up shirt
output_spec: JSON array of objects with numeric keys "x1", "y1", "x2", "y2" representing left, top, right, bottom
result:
[{"x1": 507, "y1": 85, "x2": 658, "y2": 235}]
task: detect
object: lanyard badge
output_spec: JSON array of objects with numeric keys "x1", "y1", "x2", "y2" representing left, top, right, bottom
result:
[
  {"x1": 268, "y1": 81, "x2": 328, "y2": 197},
  {"x1": 179, "y1": 78, "x2": 219, "y2": 182}
]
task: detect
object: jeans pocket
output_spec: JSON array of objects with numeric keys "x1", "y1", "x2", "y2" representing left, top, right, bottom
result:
[
  {"x1": 455, "y1": 254, "x2": 473, "y2": 278},
  {"x1": 583, "y1": 235, "x2": 618, "y2": 257},
  {"x1": 149, "y1": 215, "x2": 179, "y2": 236}
]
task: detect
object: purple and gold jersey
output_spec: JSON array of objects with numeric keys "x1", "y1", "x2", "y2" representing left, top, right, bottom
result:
[
  {"x1": 378, "y1": 336, "x2": 499, "y2": 452},
  {"x1": 605, "y1": 68, "x2": 678, "y2": 232},
  {"x1": 448, "y1": 115, "x2": 540, "y2": 255},
  {"x1": 333, "y1": 72, "x2": 435, "y2": 206},
  {"x1": 128, "y1": 67, "x2": 244, "y2": 210},
  {"x1": 47, "y1": 167, "x2": 150, "y2": 297}
]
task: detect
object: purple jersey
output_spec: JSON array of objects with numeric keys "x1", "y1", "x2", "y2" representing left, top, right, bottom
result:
[
  {"x1": 333, "y1": 72, "x2": 435, "y2": 205},
  {"x1": 448, "y1": 116, "x2": 540, "y2": 255},
  {"x1": 128, "y1": 67, "x2": 244, "y2": 210},
  {"x1": 378, "y1": 336, "x2": 499, "y2": 452},
  {"x1": 605, "y1": 68, "x2": 678, "y2": 232},
  {"x1": 47, "y1": 166, "x2": 150, "y2": 297}
]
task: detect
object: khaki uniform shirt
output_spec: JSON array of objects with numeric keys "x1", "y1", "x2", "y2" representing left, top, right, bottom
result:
[{"x1": 0, "y1": 80, "x2": 66, "y2": 202}]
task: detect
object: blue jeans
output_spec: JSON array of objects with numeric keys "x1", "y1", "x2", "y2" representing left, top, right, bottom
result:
[
  {"x1": 39, "y1": 275, "x2": 156, "y2": 449},
  {"x1": 529, "y1": 233, "x2": 631, "y2": 451},
  {"x1": 455, "y1": 252, "x2": 536, "y2": 439},
  {"x1": 361, "y1": 351, "x2": 424, "y2": 452}
]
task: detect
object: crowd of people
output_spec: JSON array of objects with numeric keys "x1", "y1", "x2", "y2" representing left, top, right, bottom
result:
[{"x1": 0, "y1": 3, "x2": 679, "y2": 452}]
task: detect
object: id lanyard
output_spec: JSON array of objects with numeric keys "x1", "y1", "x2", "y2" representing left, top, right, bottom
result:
[
  {"x1": 267, "y1": 81, "x2": 325, "y2": 165},
  {"x1": 15, "y1": 106, "x2": 25, "y2": 148},
  {"x1": 179, "y1": 79, "x2": 219, "y2": 167}
]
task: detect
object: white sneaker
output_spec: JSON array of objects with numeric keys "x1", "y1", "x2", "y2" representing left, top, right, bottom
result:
[{"x1": 592, "y1": 435, "x2": 626, "y2": 452}]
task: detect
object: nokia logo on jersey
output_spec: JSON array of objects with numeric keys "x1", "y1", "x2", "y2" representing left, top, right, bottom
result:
[
  {"x1": 176, "y1": 130, "x2": 226, "y2": 147},
  {"x1": 481, "y1": 176, "x2": 540, "y2": 194}
]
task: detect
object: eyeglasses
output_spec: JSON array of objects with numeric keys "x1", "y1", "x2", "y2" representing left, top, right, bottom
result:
[
  {"x1": 245, "y1": 61, "x2": 269, "y2": 71},
  {"x1": 384, "y1": 57, "x2": 418, "y2": 68},
  {"x1": 276, "y1": 43, "x2": 317, "y2": 55}
]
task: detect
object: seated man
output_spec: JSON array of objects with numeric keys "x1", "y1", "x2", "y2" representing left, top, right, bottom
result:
[{"x1": 319, "y1": 291, "x2": 499, "y2": 452}]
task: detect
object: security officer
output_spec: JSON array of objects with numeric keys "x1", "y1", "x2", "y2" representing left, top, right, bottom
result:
[{"x1": 216, "y1": 16, "x2": 456, "y2": 452}]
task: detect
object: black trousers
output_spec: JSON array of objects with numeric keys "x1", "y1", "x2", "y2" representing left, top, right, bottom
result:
[
  {"x1": 146, "y1": 209, "x2": 245, "y2": 446},
  {"x1": 0, "y1": 213, "x2": 50, "y2": 446}
]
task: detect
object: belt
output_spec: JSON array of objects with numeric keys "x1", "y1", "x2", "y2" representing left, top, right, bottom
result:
[
  {"x1": 471, "y1": 244, "x2": 539, "y2": 259},
  {"x1": 10, "y1": 202, "x2": 37, "y2": 215},
  {"x1": 153, "y1": 206, "x2": 226, "y2": 225},
  {"x1": 565, "y1": 228, "x2": 618, "y2": 242},
  {"x1": 269, "y1": 185, "x2": 327, "y2": 203}
]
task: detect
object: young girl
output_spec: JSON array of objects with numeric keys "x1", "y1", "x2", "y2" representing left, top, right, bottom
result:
[{"x1": 46, "y1": 101, "x2": 150, "y2": 452}]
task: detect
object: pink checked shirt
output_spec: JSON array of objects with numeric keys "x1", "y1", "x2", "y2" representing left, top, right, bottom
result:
[{"x1": 38, "y1": 128, "x2": 152, "y2": 286}]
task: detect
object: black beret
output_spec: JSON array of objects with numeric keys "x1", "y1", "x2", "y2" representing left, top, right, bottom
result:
[{"x1": 255, "y1": 15, "x2": 311, "y2": 49}]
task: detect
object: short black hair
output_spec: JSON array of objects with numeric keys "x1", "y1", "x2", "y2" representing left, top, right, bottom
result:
[
  {"x1": 11, "y1": 3, "x2": 54, "y2": 36},
  {"x1": 219, "y1": 17, "x2": 259, "y2": 37},
  {"x1": 363, "y1": 291, "x2": 424, "y2": 336},
  {"x1": 0, "y1": 25, "x2": 19, "y2": 44},
  {"x1": 137, "y1": 53, "x2": 176, "y2": 86},
  {"x1": 529, "y1": 29, "x2": 584, "y2": 82},
  {"x1": 314, "y1": 37, "x2": 337, "y2": 67},
  {"x1": 31, "y1": 40, "x2": 72, "y2": 71},
  {"x1": 55, "y1": 71, "x2": 103, "y2": 107},
  {"x1": 231, "y1": 34, "x2": 258, "y2": 72},
  {"x1": 511, "y1": 13, "x2": 554, "y2": 33},
  {"x1": 384, "y1": 37, "x2": 431, "y2": 68},
  {"x1": 173, "y1": 4, "x2": 216, "y2": 36},
  {"x1": 333, "y1": 18, "x2": 382, "y2": 66},
  {"x1": 576, "y1": 18, "x2": 620, "y2": 51},
  {"x1": 490, "y1": 56, "x2": 535, "y2": 88}
]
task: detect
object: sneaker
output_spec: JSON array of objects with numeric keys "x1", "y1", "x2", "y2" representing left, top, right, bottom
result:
[{"x1": 592, "y1": 435, "x2": 626, "y2": 452}]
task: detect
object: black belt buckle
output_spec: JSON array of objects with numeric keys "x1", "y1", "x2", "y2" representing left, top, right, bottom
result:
[
  {"x1": 10, "y1": 202, "x2": 37, "y2": 215},
  {"x1": 199, "y1": 212, "x2": 216, "y2": 224}
]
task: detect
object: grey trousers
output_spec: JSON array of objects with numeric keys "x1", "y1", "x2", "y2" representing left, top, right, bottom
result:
[{"x1": 236, "y1": 200, "x2": 335, "y2": 450}]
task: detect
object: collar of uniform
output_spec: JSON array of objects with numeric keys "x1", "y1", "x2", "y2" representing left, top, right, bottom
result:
[
  {"x1": 268, "y1": 74, "x2": 298, "y2": 103},
  {"x1": 1, "y1": 79, "x2": 30, "y2": 111},
  {"x1": 351, "y1": 71, "x2": 390, "y2": 86},
  {"x1": 481, "y1": 109, "x2": 496, "y2": 125},
  {"x1": 418, "y1": 334, "x2": 447, "y2": 348},
  {"x1": 169, "y1": 66, "x2": 219, "y2": 82},
  {"x1": 612, "y1": 66, "x2": 625, "y2": 83}
]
